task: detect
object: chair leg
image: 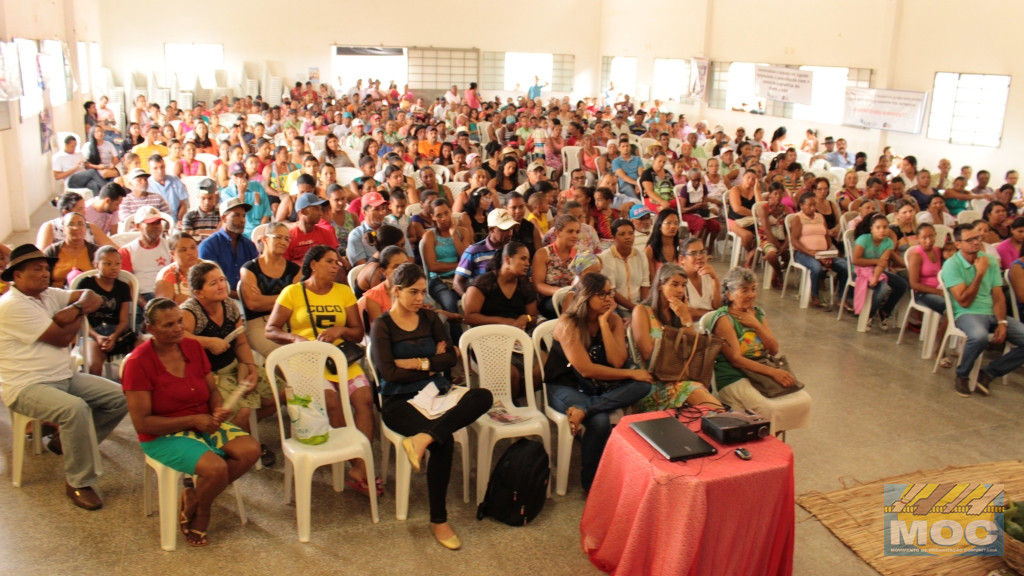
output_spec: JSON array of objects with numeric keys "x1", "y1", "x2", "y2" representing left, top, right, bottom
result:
[
  {"x1": 555, "y1": 424, "x2": 573, "y2": 496},
  {"x1": 233, "y1": 482, "x2": 247, "y2": 525},
  {"x1": 922, "y1": 313, "x2": 940, "y2": 360},
  {"x1": 539, "y1": 427, "x2": 553, "y2": 499},
  {"x1": 475, "y1": 428, "x2": 494, "y2": 506},
  {"x1": 153, "y1": 460, "x2": 183, "y2": 552},
  {"x1": 932, "y1": 333, "x2": 952, "y2": 373},
  {"x1": 857, "y1": 289, "x2": 874, "y2": 333},
  {"x1": 379, "y1": 414, "x2": 390, "y2": 487},
  {"x1": 897, "y1": 304, "x2": 911, "y2": 345},
  {"x1": 10, "y1": 413, "x2": 33, "y2": 487},
  {"x1": 249, "y1": 411, "x2": 261, "y2": 471},
  {"x1": 331, "y1": 462, "x2": 344, "y2": 492},
  {"x1": 283, "y1": 458, "x2": 293, "y2": 504},
  {"x1": 837, "y1": 285, "x2": 850, "y2": 320},
  {"x1": 393, "y1": 438, "x2": 411, "y2": 521},
  {"x1": 454, "y1": 429, "x2": 470, "y2": 504},
  {"x1": 360, "y1": 444, "x2": 380, "y2": 524},
  {"x1": 294, "y1": 461, "x2": 314, "y2": 543}
]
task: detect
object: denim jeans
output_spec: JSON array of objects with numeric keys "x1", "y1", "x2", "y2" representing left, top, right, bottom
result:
[
  {"x1": 914, "y1": 292, "x2": 945, "y2": 314},
  {"x1": 953, "y1": 314, "x2": 1024, "y2": 379},
  {"x1": 428, "y1": 277, "x2": 462, "y2": 344},
  {"x1": 547, "y1": 379, "x2": 652, "y2": 491},
  {"x1": 793, "y1": 252, "x2": 849, "y2": 301},
  {"x1": 868, "y1": 271, "x2": 908, "y2": 318},
  {"x1": 10, "y1": 373, "x2": 128, "y2": 487}
]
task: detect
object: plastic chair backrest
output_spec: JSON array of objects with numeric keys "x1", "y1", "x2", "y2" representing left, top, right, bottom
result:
[
  {"x1": 111, "y1": 232, "x2": 141, "y2": 247},
  {"x1": 459, "y1": 325, "x2": 534, "y2": 409},
  {"x1": 783, "y1": 213, "x2": 800, "y2": 263},
  {"x1": 446, "y1": 181, "x2": 469, "y2": 199},
  {"x1": 957, "y1": 210, "x2": 981, "y2": 225},
  {"x1": 341, "y1": 147, "x2": 361, "y2": 167},
  {"x1": 70, "y1": 269, "x2": 140, "y2": 367},
  {"x1": 531, "y1": 319, "x2": 558, "y2": 382},
  {"x1": 838, "y1": 211, "x2": 858, "y2": 233},
  {"x1": 195, "y1": 153, "x2": 218, "y2": 177},
  {"x1": 337, "y1": 167, "x2": 363, "y2": 187},
  {"x1": 181, "y1": 175, "x2": 210, "y2": 212},
  {"x1": 751, "y1": 201, "x2": 767, "y2": 249},
  {"x1": 1007, "y1": 269, "x2": 1021, "y2": 320},
  {"x1": 264, "y1": 341, "x2": 353, "y2": 440},
  {"x1": 934, "y1": 224, "x2": 952, "y2": 248},
  {"x1": 347, "y1": 263, "x2": 366, "y2": 290},
  {"x1": 842, "y1": 229, "x2": 857, "y2": 280},
  {"x1": 430, "y1": 164, "x2": 451, "y2": 184},
  {"x1": 250, "y1": 223, "x2": 268, "y2": 245}
]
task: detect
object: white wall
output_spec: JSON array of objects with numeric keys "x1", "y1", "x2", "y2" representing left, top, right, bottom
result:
[{"x1": 0, "y1": 0, "x2": 101, "y2": 241}]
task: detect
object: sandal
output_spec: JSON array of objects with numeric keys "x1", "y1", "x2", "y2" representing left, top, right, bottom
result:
[
  {"x1": 566, "y1": 406, "x2": 586, "y2": 437},
  {"x1": 178, "y1": 488, "x2": 195, "y2": 536},
  {"x1": 810, "y1": 297, "x2": 824, "y2": 309},
  {"x1": 939, "y1": 357, "x2": 953, "y2": 369},
  {"x1": 346, "y1": 477, "x2": 385, "y2": 497},
  {"x1": 184, "y1": 528, "x2": 209, "y2": 547}
]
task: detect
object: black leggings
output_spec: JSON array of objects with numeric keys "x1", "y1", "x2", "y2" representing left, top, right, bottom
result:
[{"x1": 382, "y1": 388, "x2": 492, "y2": 523}]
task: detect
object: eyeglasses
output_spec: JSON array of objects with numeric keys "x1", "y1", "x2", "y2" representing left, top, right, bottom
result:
[
  {"x1": 595, "y1": 290, "x2": 616, "y2": 299},
  {"x1": 960, "y1": 236, "x2": 984, "y2": 243},
  {"x1": 264, "y1": 234, "x2": 289, "y2": 241},
  {"x1": 683, "y1": 250, "x2": 708, "y2": 257}
]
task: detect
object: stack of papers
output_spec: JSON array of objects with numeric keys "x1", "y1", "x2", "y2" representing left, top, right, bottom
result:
[{"x1": 409, "y1": 382, "x2": 466, "y2": 419}]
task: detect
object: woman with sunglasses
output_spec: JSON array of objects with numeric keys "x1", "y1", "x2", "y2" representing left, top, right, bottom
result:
[{"x1": 544, "y1": 272, "x2": 652, "y2": 492}]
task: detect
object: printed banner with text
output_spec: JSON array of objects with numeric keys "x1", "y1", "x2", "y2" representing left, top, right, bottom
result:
[
  {"x1": 754, "y1": 66, "x2": 813, "y2": 105},
  {"x1": 843, "y1": 88, "x2": 928, "y2": 135}
]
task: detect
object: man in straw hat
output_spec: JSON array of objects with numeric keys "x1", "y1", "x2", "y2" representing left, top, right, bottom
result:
[{"x1": 0, "y1": 244, "x2": 127, "y2": 510}]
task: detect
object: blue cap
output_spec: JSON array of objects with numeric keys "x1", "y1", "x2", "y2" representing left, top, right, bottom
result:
[
  {"x1": 295, "y1": 192, "x2": 327, "y2": 211},
  {"x1": 628, "y1": 205, "x2": 653, "y2": 219},
  {"x1": 342, "y1": 112, "x2": 354, "y2": 118}
]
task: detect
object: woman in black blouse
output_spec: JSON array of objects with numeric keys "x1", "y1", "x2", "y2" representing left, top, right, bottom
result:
[
  {"x1": 463, "y1": 241, "x2": 540, "y2": 399},
  {"x1": 239, "y1": 222, "x2": 301, "y2": 358},
  {"x1": 369, "y1": 264, "x2": 491, "y2": 551}
]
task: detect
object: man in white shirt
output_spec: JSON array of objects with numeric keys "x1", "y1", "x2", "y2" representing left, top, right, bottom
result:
[
  {"x1": 598, "y1": 218, "x2": 650, "y2": 312},
  {"x1": 0, "y1": 244, "x2": 127, "y2": 510},
  {"x1": 52, "y1": 135, "x2": 108, "y2": 196},
  {"x1": 445, "y1": 85, "x2": 462, "y2": 107},
  {"x1": 118, "y1": 206, "x2": 173, "y2": 301}
]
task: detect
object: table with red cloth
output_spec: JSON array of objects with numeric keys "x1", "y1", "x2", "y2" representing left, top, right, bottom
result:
[{"x1": 580, "y1": 410, "x2": 795, "y2": 576}]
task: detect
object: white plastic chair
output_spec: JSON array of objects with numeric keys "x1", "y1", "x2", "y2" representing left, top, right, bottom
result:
[
  {"x1": 143, "y1": 454, "x2": 248, "y2": 551},
  {"x1": 340, "y1": 147, "x2": 361, "y2": 167},
  {"x1": 430, "y1": 164, "x2": 451, "y2": 185},
  {"x1": 347, "y1": 263, "x2": 366, "y2": 290},
  {"x1": 896, "y1": 288, "x2": 943, "y2": 360},
  {"x1": 551, "y1": 285, "x2": 573, "y2": 317},
  {"x1": 560, "y1": 145, "x2": 582, "y2": 189},
  {"x1": 750, "y1": 201, "x2": 772, "y2": 289},
  {"x1": 337, "y1": 167, "x2": 363, "y2": 187},
  {"x1": 65, "y1": 186, "x2": 94, "y2": 200},
  {"x1": 69, "y1": 270, "x2": 140, "y2": 380},
  {"x1": 532, "y1": 320, "x2": 573, "y2": 496},
  {"x1": 264, "y1": 342, "x2": 379, "y2": 542},
  {"x1": 1008, "y1": 269, "x2": 1021, "y2": 321},
  {"x1": 459, "y1": 325, "x2": 551, "y2": 504},
  {"x1": 957, "y1": 210, "x2": 982, "y2": 225},
  {"x1": 445, "y1": 181, "x2": 469, "y2": 200},
  {"x1": 195, "y1": 153, "x2": 218, "y2": 177},
  {"x1": 249, "y1": 223, "x2": 268, "y2": 245},
  {"x1": 364, "y1": 342, "x2": 470, "y2": 520},
  {"x1": 780, "y1": 213, "x2": 834, "y2": 309},
  {"x1": 110, "y1": 232, "x2": 141, "y2": 247},
  {"x1": 934, "y1": 224, "x2": 952, "y2": 249},
  {"x1": 638, "y1": 138, "x2": 659, "y2": 156},
  {"x1": 836, "y1": 229, "x2": 874, "y2": 332}
]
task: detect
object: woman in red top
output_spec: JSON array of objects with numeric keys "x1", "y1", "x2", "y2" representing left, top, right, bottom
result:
[{"x1": 122, "y1": 298, "x2": 259, "y2": 547}]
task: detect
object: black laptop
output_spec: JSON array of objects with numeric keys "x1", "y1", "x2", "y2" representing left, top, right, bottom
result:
[{"x1": 630, "y1": 417, "x2": 718, "y2": 462}]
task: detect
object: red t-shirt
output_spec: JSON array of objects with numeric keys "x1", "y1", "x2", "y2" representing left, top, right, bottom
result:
[
  {"x1": 284, "y1": 220, "x2": 339, "y2": 265},
  {"x1": 121, "y1": 338, "x2": 212, "y2": 442}
]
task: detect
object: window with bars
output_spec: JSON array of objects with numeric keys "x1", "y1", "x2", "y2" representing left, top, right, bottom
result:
[
  {"x1": 708, "y1": 61, "x2": 873, "y2": 123},
  {"x1": 481, "y1": 52, "x2": 574, "y2": 94},
  {"x1": 652, "y1": 58, "x2": 694, "y2": 104},
  {"x1": 927, "y1": 72, "x2": 1010, "y2": 148},
  {"x1": 551, "y1": 54, "x2": 574, "y2": 93},
  {"x1": 406, "y1": 48, "x2": 479, "y2": 91},
  {"x1": 481, "y1": 51, "x2": 504, "y2": 91}
]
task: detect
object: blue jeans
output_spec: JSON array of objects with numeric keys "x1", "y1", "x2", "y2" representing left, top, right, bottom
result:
[
  {"x1": 914, "y1": 292, "x2": 945, "y2": 314},
  {"x1": 547, "y1": 379, "x2": 652, "y2": 491},
  {"x1": 10, "y1": 373, "x2": 128, "y2": 487},
  {"x1": 793, "y1": 252, "x2": 849, "y2": 301},
  {"x1": 953, "y1": 314, "x2": 1024, "y2": 379},
  {"x1": 428, "y1": 277, "x2": 462, "y2": 344}
]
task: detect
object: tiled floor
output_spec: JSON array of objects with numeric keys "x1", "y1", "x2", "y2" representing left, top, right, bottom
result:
[{"x1": 3, "y1": 209, "x2": 1024, "y2": 575}]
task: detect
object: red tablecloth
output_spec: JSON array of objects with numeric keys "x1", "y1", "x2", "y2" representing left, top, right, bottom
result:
[{"x1": 580, "y1": 411, "x2": 795, "y2": 576}]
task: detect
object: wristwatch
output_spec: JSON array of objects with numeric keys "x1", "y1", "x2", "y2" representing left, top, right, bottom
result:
[
  {"x1": 420, "y1": 358, "x2": 430, "y2": 371},
  {"x1": 999, "y1": 320, "x2": 1009, "y2": 325}
]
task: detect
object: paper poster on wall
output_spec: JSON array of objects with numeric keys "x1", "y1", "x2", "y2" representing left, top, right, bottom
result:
[
  {"x1": 38, "y1": 54, "x2": 53, "y2": 154},
  {"x1": 308, "y1": 67, "x2": 320, "y2": 85},
  {"x1": 843, "y1": 87, "x2": 928, "y2": 134},
  {"x1": 0, "y1": 42, "x2": 22, "y2": 100},
  {"x1": 689, "y1": 57, "x2": 708, "y2": 101},
  {"x1": 754, "y1": 65, "x2": 813, "y2": 105}
]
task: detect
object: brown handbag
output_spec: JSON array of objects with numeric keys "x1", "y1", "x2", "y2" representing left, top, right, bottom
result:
[{"x1": 648, "y1": 326, "x2": 723, "y2": 385}]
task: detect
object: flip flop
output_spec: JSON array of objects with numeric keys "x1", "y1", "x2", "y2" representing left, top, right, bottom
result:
[
  {"x1": 178, "y1": 488, "x2": 195, "y2": 536},
  {"x1": 346, "y1": 477, "x2": 385, "y2": 497},
  {"x1": 184, "y1": 529, "x2": 209, "y2": 548}
]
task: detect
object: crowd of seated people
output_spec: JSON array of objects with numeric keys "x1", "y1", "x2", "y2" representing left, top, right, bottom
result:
[{"x1": 12, "y1": 78, "x2": 1024, "y2": 549}]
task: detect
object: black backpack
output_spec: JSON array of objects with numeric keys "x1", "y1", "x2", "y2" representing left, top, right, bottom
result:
[{"x1": 476, "y1": 438, "x2": 550, "y2": 526}]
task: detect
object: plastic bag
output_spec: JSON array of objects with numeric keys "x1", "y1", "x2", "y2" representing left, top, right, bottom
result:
[{"x1": 286, "y1": 387, "x2": 330, "y2": 445}]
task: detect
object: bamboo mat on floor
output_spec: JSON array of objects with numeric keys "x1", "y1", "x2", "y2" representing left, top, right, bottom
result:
[{"x1": 797, "y1": 460, "x2": 1024, "y2": 576}]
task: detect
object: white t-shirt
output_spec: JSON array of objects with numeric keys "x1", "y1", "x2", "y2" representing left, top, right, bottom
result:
[
  {"x1": 0, "y1": 287, "x2": 74, "y2": 405},
  {"x1": 118, "y1": 238, "x2": 172, "y2": 293},
  {"x1": 686, "y1": 273, "x2": 717, "y2": 311},
  {"x1": 52, "y1": 151, "x2": 86, "y2": 175}
]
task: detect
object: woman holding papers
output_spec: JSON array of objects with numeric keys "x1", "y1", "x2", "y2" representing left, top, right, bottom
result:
[
  {"x1": 789, "y1": 192, "x2": 849, "y2": 309},
  {"x1": 122, "y1": 298, "x2": 260, "y2": 547},
  {"x1": 369, "y1": 263, "x2": 491, "y2": 551},
  {"x1": 180, "y1": 262, "x2": 276, "y2": 447}
]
